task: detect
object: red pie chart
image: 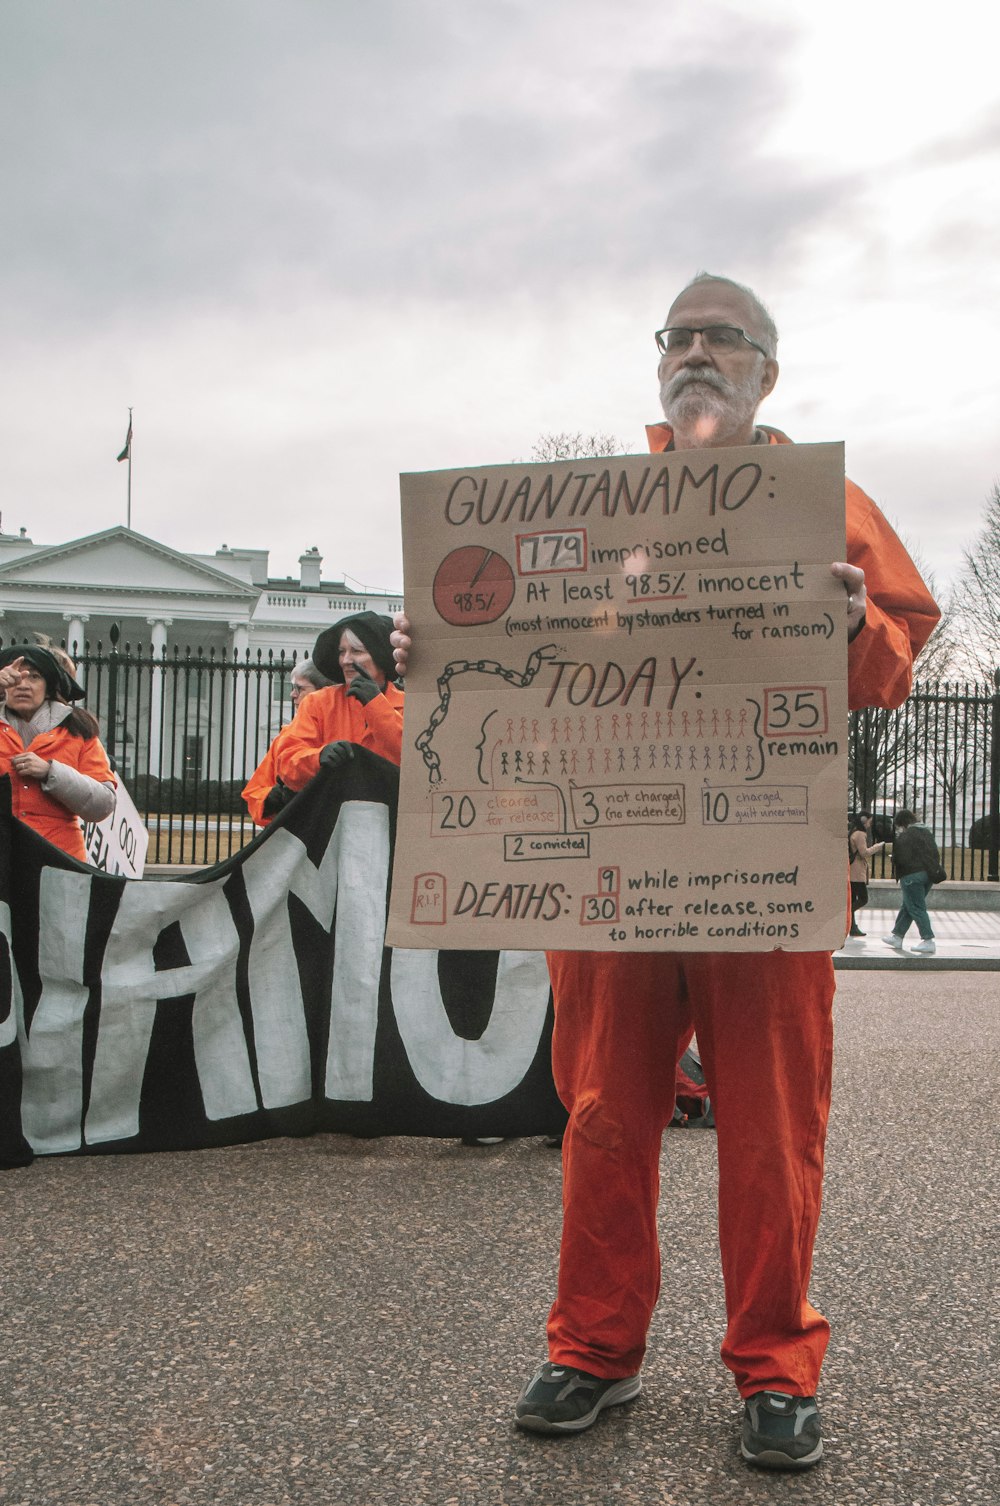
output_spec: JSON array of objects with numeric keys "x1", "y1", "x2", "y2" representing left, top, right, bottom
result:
[{"x1": 432, "y1": 546, "x2": 516, "y2": 626}]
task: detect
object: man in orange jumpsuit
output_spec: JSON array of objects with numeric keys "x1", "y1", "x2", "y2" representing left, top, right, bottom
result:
[
  {"x1": 516, "y1": 275, "x2": 939, "y2": 1467},
  {"x1": 393, "y1": 274, "x2": 939, "y2": 1469}
]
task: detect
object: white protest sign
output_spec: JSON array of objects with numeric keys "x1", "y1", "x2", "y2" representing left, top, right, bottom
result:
[{"x1": 83, "y1": 777, "x2": 149, "y2": 878}]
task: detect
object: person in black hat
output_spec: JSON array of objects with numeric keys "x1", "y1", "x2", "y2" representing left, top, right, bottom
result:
[
  {"x1": 274, "y1": 612, "x2": 404, "y2": 791},
  {"x1": 0, "y1": 645, "x2": 116, "y2": 861}
]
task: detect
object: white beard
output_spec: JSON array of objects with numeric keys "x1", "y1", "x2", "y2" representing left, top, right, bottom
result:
[{"x1": 659, "y1": 366, "x2": 761, "y2": 444}]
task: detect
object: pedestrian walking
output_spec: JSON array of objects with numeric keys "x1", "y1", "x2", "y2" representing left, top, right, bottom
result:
[{"x1": 883, "y1": 809, "x2": 943, "y2": 955}]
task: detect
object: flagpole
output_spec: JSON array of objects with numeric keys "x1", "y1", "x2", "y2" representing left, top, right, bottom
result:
[{"x1": 117, "y1": 408, "x2": 133, "y2": 527}]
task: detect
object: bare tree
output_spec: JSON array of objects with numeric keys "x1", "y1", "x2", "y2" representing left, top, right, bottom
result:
[
  {"x1": 923, "y1": 691, "x2": 991, "y2": 852},
  {"x1": 904, "y1": 550, "x2": 962, "y2": 683},
  {"x1": 912, "y1": 586, "x2": 962, "y2": 682},
  {"x1": 848, "y1": 704, "x2": 916, "y2": 822},
  {"x1": 848, "y1": 538, "x2": 958, "y2": 812},
  {"x1": 528, "y1": 432, "x2": 632, "y2": 462},
  {"x1": 953, "y1": 481, "x2": 1000, "y2": 678}
]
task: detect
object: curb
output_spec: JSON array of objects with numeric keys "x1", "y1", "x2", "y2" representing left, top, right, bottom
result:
[{"x1": 834, "y1": 953, "x2": 1000, "y2": 971}]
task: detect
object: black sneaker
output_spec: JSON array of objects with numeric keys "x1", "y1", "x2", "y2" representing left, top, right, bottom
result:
[
  {"x1": 514, "y1": 1361, "x2": 641, "y2": 1434},
  {"x1": 741, "y1": 1390, "x2": 823, "y2": 1469}
]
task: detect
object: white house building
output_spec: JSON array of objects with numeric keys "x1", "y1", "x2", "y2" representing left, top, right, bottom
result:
[{"x1": 0, "y1": 524, "x2": 403, "y2": 783}]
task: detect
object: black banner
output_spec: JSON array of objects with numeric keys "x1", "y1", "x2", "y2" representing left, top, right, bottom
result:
[{"x1": 0, "y1": 756, "x2": 565, "y2": 1168}]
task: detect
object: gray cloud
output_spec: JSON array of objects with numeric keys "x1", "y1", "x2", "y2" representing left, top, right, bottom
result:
[
  {"x1": 909, "y1": 101, "x2": 1000, "y2": 168},
  {"x1": 3, "y1": 0, "x2": 992, "y2": 600},
  {"x1": 1, "y1": 0, "x2": 856, "y2": 324}
]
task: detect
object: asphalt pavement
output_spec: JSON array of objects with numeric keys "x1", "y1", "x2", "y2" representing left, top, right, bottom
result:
[{"x1": 2, "y1": 966, "x2": 997, "y2": 1506}]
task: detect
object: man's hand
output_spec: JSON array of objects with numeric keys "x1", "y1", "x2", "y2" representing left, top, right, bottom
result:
[
  {"x1": 318, "y1": 740, "x2": 355, "y2": 770},
  {"x1": 345, "y1": 665, "x2": 381, "y2": 705},
  {"x1": 391, "y1": 612, "x2": 411, "y2": 678},
  {"x1": 831, "y1": 562, "x2": 867, "y2": 642},
  {"x1": 11, "y1": 751, "x2": 51, "y2": 781}
]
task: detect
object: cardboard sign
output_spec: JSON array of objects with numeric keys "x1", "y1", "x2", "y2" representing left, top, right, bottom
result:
[
  {"x1": 82, "y1": 777, "x2": 149, "y2": 878},
  {"x1": 387, "y1": 442, "x2": 848, "y2": 953}
]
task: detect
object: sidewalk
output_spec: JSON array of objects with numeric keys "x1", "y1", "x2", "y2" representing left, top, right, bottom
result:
[{"x1": 835, "y1": 904, "x2": 1000, "y2": 969}]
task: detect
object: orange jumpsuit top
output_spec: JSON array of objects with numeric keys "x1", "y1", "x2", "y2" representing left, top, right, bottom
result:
[
  {"x1": 274, "y1": 682, "x2": 405, "y2": 791},
  {"x1": 0, "y1": 716, "x2": 116, "y2": 861},
  {"x1": 241, "y1": 733, "x2": 285, "y2": 827},
  {"x1": 645, "y1": 423, "x2": 941, "y2": 710}
]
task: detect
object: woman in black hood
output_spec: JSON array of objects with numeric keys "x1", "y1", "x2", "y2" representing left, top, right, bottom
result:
[
  {"x1": 311, "y1": 611, "x2": 397, "y2": 687},
  {"x1": 274, "y1": 612, "x2": 404, "y2": 792}
]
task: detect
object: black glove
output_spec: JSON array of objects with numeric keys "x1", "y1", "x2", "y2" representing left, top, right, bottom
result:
[
  {"x1": 319, "y1": 740, "x2": 355, "y2": 770},
  {"x1": 261, "y1": 780, "x2": 294, "y2": 818},
  {"x1": 345, "y1": 666, "x2": 381, "y2": 706}
]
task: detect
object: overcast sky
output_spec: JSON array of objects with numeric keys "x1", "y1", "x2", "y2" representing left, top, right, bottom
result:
[{"x1": 2, "y1": 0, "x2": 997, "y2": 597}]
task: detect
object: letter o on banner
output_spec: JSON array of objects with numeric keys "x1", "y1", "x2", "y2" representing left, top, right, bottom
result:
[{"x1": 388, "y1": 949, "x2": 551, "y2": 1105}]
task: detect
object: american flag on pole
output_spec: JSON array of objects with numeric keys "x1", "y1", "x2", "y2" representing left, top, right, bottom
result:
[{"x1": 117, "y1": 412, "x2": 132, "y2": 462}]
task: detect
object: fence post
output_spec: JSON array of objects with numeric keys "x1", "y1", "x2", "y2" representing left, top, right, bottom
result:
[
  {"x1": 105, "y1": 622, "x2": 121, "y2": 769},
  {"x1": 989, "y1": 668, "x2": 1000, "y2": 883}
]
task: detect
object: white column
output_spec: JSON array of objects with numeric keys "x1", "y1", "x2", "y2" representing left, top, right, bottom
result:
[
  {"x1": 146, "y1": 618, "x2": 172, "y2": 778},
  {"x1": 62, "y1": 613, "x2": 90, "y2": 683},
  {"x1": 228, "y1": 621, "x2": 250, "y2": 780}
]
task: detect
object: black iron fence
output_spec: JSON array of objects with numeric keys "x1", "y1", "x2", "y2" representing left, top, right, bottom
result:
[
  {"x1": 849, "y1": 670, "x2": 1000, "y2": 882},
  {"x1": 4, "y1": 630, "x2": 999, "y2": 877}
]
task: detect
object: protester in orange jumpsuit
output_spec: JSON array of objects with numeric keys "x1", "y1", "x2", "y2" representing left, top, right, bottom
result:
[
  {"x1": 0, "y1": 646, "x2": 116, "y2": 862},
  {"x1": 241, "y1": 657, "x2": 333, "y2": 826},
  {"x1": 392, "y1": 274, "x2": 939, "y2": 1470},
  {"x1": 276, "y1": 612, "x2": 404, "y2": 790}
]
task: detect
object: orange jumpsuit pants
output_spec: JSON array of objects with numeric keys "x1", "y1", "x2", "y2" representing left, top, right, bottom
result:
[{"x1": 546, "y1": 948, "x2": 834, "y2": 1398}]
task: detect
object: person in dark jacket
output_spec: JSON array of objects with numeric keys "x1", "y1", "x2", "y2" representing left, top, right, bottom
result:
[{"x1": 883, "y1": 809, "x2": 941, "y2": 955}]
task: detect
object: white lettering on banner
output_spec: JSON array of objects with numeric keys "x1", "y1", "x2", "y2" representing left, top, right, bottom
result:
[
  {"x1": 389, "y1": 949, "x2": 550, "y2": 1105},
  {"x1": 13, "y1": 799, "x2": 550, "y2": 1154},
  {"x1": 238, "y1": 829, "x2": 317, "y2": 1110},
  {"x1": 241, "y1": 805, "x2": 390, "y2": 1104},
  {"x1": 176, "y1": 886, "x2": 259, "y2": 1124},
  {"x1": 88, "y1": 880, "x2": 257, "y2": 1143},
  {"x1": 323, "y1": 804, "x2": 390, "y2": 1101},
  {"x1": 0, "y1": 903, "x2": 15, "y2": 1052},
  {"x1": 17, "y1": 873, "x2": 91, "y2": 1153}
]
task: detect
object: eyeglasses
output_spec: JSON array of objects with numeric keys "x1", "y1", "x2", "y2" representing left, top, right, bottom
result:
[{"x1": 655, "y1": 324, "x2": 769, "y2": 358}]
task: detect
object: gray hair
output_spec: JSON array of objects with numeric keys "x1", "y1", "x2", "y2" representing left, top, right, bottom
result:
[
  {"x1": 671, "y1": 272, "x2": 779, "y2": 359},
  {"x1": 292, "y1": 656, "x2": 334, "y2": 690}
]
